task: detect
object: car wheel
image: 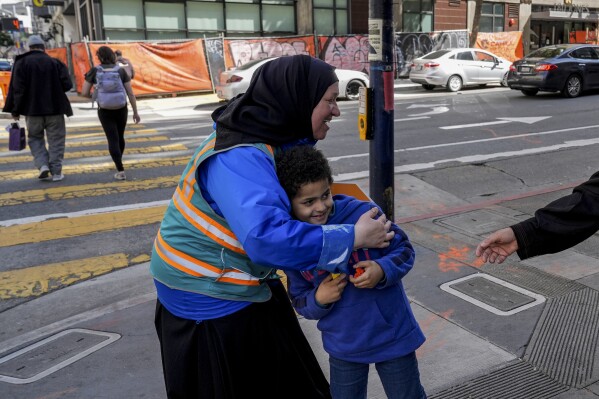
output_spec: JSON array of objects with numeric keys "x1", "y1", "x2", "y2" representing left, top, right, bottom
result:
[
  {"x1": 345, "y1": 79, "x2": 365, "y2": 101},
  {"x1": 500, "y1": 72, "x2": 509, "y2": 87},
  {"x1": 446, "y1": 75, "x2": 462, "y2": 92},
  {"x1": 562, "y1": 74, "x2": 582, "y2": 98},
  {"x1": 521, "y1": 89, "x2": 539, "y2": 96},
  {"x1": 422, "y1": 84, "x2": 435, "y2": 91}
]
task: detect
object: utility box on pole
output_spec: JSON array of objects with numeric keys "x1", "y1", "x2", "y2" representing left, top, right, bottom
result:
[{"x1": 368, "y1": 0, "x2": 395, "y2": 219}]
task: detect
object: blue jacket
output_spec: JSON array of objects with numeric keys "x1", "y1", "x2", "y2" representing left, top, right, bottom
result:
[
  {"x1": 287, "y1": 195, "x2": 425, "y2": 363},
  {"x1": 153, "y1": 142, "x2": 356, "y2": 321}
]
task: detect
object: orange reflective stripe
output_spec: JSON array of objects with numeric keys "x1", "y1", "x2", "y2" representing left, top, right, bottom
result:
[
  {"x1": 156, "y1": 232, "x2": 261, "y2": 286},
  {"x1": 264, "y1": 144, "x2": 274, "y2": 157},
  {"x1": 173, "y1": 188, "x2": 246, "y2": 254},
  {"x1": 155, "y1": 231, "x2": 221, "y2": 276},
  {"x1": 182, "y1": 137, "x2": 216, "y2": 200}
]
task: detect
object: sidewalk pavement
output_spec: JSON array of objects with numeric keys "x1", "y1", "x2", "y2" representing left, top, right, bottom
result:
[{"x1": 3, "y1": 80, "x2": 597, "y2": 398}]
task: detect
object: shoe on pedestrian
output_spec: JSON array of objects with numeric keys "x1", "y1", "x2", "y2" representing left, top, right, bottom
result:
[
  {"x1": 52, "y1": 174, "x2": 64, "y2": 182},
  {"x1": 38, "y1": 165, "x2": 50, "y2": 179},
  {"x1": 114, "y1": 171, "x2": 126, "y2": 180}
]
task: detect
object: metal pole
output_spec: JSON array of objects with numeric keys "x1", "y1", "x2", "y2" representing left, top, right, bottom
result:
[{"x1": 368, "y1": 0, "x2": 394, "y2": 219}]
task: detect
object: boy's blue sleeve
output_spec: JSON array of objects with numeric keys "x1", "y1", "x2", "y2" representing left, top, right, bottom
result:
[
  {"x1": 286, "y1": 271, "x2": 334, "y2": 320},
  {"x1": 201, "y1": 147, "x2": 353, "y2": 272}
]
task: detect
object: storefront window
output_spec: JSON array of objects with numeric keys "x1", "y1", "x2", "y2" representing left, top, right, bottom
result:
[
  {"x1": 402, "y1": 0, "x2": 433, "y2": 32},
  {"x1": 313, "y1": 0, "x2": 348, "y2": 35},
  {"x1": 480, "y1": 2, "x2": 504, "y2": 32},
  {"x1": 100, "y1": 0, "x2": 296, "y2": 39}
]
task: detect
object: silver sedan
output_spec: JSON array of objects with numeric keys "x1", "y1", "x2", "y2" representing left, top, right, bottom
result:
[
  {"x1": 409, "y1": 48, "x2": 511, "y2": 92},
  {"x1": 216, "y1": 56, "x2": 369, "y2": 101}
]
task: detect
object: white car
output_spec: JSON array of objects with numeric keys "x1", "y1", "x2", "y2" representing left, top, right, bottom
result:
[
  {"x1": 216, "y1": 57, "x2": 369, "y2": 101},
  {"x1": 409, "y1": 48, "x2": 511, "y2": 92}
]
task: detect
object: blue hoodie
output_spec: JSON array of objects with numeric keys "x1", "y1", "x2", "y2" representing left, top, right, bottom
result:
[{"x1": 286, "y1": 194, "x2": 425, "y2": 363}]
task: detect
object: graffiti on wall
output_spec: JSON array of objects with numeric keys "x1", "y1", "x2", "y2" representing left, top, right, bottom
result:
[
  {"x1": 205, "y1": 38, "x2": 225, "y2": 89},
  {"x1": 395, "y1": 30, "x2": 468, "y2": 77},
  {"x1": 317, "y1": 35, "x2": 370, "y2": 73},
  {"x1": 223, "y1": 36, "x2": 315, "y2": 69}
]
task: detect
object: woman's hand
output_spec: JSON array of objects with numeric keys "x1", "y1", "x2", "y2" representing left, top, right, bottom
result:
[
  {"x1": 476, "y1": 227, "x2": 519, "y2": 264},
  {"x1": 315, "y1": 273, "x2": 347, "y2": 306},
  {"x1": 133, "y1": 112, "x2": 140, "y2": 124},
  {"x1": 354, "y1": 208, "x2": 393, "y2": 249}
]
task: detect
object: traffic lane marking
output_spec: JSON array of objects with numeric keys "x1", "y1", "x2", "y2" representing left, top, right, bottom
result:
[
  {"x1": 0, "y1": 175, "x2": 179, "y2": 206},
  {"x1": 0, "y1": 144, "x2": 188, "y2": 164},
  {"x1": 0, "y1": 206, "x2": 166, "y2": 247},
  {"x1": 0, "y1": 155, "x2": 191, "y2": 182},
  {"x1": 0, "y1": 253, "x2": 150, "y2": 299}
]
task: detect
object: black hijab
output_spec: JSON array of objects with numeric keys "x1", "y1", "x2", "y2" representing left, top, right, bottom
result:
[{"x1": 211, "y1": 55, "x2": 338, "y2": 151}]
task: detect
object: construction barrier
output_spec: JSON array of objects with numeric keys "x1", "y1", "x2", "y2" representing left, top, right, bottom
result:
[{"x1": 0, "y1": 71, "x2": 11, "y2": 108}]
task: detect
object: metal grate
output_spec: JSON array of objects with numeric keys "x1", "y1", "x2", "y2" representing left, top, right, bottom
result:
[
  {"x1": 525, "y1": 288, "x2": 599, "y2": 388},
  {"x1": 508, "y1": 4, "x2": 519, "y2": 18},
  {"x1": 448, "y1": 0, "x2": 461, "y2": 6},
  {"x1": 430, "y1": 361, "x2": 569, "y2": 398}
]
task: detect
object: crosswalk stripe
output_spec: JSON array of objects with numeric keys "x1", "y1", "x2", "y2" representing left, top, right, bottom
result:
[
  {"x1": 0, "y1": 144, "x2": 187, "y2": 164},
  {"x1": 0, "y1": 206, "x2": 167, "y2": 247},
  {"x1": 0, "y1": 253, "x2": 150, "y2": 299},
  {"x1": 66, "y1": 124, "x2": 147, "y2": 132},
  {"x1": 0, "y1": 176, "x2": 179, "y2": 206},
  {"x1": 62, "y1": 135, "x2": 169, "y2": 148},
  {"x1": 65, "y1": 128, "x2": 158, "y2": 139},
  {"x1": 0, "y1": 156, "x2": 190, "y2": 182}
]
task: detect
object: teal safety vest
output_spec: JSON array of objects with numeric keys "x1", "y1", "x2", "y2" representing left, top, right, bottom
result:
[{"x1": 150, "y1": 133, "x2": 277, "y2": 302}]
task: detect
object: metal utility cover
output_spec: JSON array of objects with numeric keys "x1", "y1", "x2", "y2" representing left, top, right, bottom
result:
[
  {"x1": 436, "y1": 210, "x2": 515, "y2": 236},
  {"x1": 440, "y1": 274, "x2": 545, "y2": 316},
  {"x1": 0, "y1": 328, "x2": 120, "y2": 384}
]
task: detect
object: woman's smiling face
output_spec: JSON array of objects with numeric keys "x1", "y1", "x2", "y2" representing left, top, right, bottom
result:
[{"x1": 311, "y1": 82, "x2": 340, "y2": 141}]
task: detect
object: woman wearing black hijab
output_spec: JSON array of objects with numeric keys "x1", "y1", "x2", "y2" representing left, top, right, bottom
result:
[{"x1": 150, "y1": 55, "x2": 393, "y2": 399}]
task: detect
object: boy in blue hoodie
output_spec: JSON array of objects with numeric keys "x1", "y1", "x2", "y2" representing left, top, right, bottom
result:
[{"x1": 276, "y1": 145, "x2": 427, "y2": 399}]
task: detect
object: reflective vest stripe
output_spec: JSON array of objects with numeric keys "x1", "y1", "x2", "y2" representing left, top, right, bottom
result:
[
  {"x1": 173, "y1": 187, "x2": 246, "y2": 254},
  {"x1": 264, "y1": 144, "x2": 274, "y2": 157},
  {"x1": 155, "y1": 231, "x2": 221, "y2": 277},
  {"x1": 182, "y1": 137, "x2": 216, "y2": 200},
  {"x1": 156, "y1": 231, "x2": 261, "y2": 286}
]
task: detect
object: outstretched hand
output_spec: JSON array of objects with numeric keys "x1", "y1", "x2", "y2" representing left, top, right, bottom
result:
[
  {"x1": 476, "y1": 227, "x2": 519, "y2": 264},
  {"x1": 354, "y1": 208, "x2": 394, "y2": 250}
]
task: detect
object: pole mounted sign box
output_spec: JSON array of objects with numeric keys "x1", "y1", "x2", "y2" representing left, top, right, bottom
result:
[{"x1": 1, "y1": 18, "x2": 20, "y2": 32}]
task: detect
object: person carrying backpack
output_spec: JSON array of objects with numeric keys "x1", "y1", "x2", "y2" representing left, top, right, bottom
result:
[
  {"x1": 115, "y1": 49, "x2": 135, "y2": 80},
  {"x1": 81, "y1": 46, "x2": 140, "y2": 180}
]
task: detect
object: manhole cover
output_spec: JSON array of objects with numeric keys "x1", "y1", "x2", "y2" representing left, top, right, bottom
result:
[
  {"x1": 0, "y1": 328, "x2": 120, "y2": 384},
  {"x1": 440, "y1": 274, "x2": 545, "y2": 316}
]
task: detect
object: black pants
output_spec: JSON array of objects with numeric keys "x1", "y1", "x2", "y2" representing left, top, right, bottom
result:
[
  {"x1": 98, "y1": 106, "x2": 128, "y2": 171},
  {"x1": 154, "y1": 279, "x2": 332, "y2": 399}
]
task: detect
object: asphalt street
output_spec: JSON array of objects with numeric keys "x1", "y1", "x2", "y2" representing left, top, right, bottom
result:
[{"x1": 1, "y1": 82, "x2": 599, "y2": 398}]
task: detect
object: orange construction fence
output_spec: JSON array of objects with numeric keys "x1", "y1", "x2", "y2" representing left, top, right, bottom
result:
[
  {"x1": 0, "y1": 71, "x2": 11, "y2": 108},
  {"x1": 475, "y1": 31, "x2": 523, "y2": 62}
]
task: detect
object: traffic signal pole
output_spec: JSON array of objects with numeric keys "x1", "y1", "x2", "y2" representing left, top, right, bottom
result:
[{"x1": 368, "y1": 0, "x2": 395, "y2": 220}]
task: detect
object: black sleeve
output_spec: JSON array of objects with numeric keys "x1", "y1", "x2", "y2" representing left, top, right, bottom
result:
[
  {"x1": 56, "y1": 60, "x2": 73, "y2": 92},
  {"x1": 512, "y1": 171, "x2": 599, "y2": 259},
  {"x1": 84, "y1": 67, "x2": 98, "y2": 84}
]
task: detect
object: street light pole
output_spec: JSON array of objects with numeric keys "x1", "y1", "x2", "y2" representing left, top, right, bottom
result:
[{"x1": 368, "y1": 0, "x2": 395, "y2": 219}]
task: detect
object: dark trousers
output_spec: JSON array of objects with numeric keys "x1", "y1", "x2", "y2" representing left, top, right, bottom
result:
[
  {"x1": 154, "y1": 279, "x2": 332, "y2": 399},
  {"x1": 98, "y1": 106, "x2": 128, "y2": 171}
]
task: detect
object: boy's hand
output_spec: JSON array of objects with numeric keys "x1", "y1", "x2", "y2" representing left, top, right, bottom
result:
[
  {"x1": 315, "y1": 273, "x2": 347, "y2": 306},
  {"x1": 349, "y1": 260, "x2": 384, "y2": 289}
]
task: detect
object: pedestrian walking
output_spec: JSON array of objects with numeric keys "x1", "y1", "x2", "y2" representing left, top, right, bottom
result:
[
  {"x1": 149, "y1": 55, "x2": 394, "y2": 399},
  {"x1": 2, "y1": 34, "x2": 73, "y2": 182},
  {"x1": 81, "y1": 46, "x2": 140, "y2": 181},
  {"x1": 476, "y1": 171, "x2": 599, "y2": 263},
  {"x1": 115, "y1": 49, "x2": 135, "y2": 80},
  {"x1": 277, "y1": 145, "x2": 427, "y2": 399}
]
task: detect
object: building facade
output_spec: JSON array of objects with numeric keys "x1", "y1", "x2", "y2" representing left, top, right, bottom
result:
[{"x1": 49, "y1": 0, "x2": 598, "y2": 53}]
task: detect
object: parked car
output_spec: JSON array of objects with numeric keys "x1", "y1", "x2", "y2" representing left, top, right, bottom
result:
[
  {"x1": 507, "y1": 44, "x2": 599, "y2": 98},
  {"x1": 216, "y1": 57, "x2": 369, "y2": 101},
  {"x1": 0, "y1": 59, "x2": 12, "y2": 71},
  {"x1": 408, "y1": 48, "x2": 511, "y2": 92}
]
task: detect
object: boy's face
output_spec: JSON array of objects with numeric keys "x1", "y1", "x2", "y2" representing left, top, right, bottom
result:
[{"x1": 291, "y1": 179, "x2": 333, "y2": 225}]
